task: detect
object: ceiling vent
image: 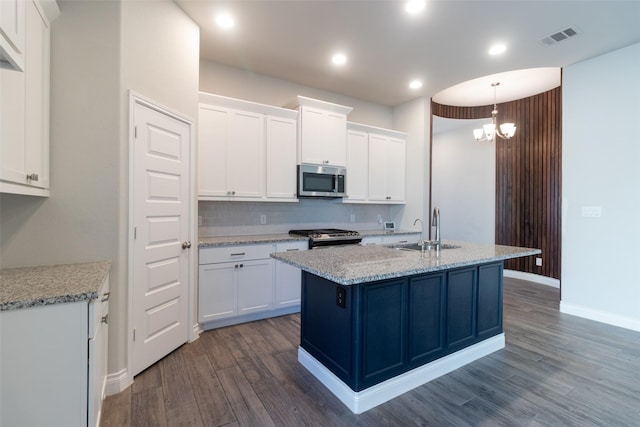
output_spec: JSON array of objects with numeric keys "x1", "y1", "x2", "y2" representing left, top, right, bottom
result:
[{"x1": 539, "y1": 26, "x2": 582, "y2": 47}]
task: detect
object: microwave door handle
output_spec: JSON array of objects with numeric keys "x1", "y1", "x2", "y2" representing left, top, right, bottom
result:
[{"x1": 333, "y1": 175, "x2": 338, "y2": 193}]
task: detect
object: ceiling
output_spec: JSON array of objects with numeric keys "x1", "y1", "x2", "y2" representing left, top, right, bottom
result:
[{"x1": 176, "y1": 0, "x2": 640, "y2": 107}]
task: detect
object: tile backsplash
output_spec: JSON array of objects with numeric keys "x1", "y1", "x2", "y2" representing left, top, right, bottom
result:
[{"x1": 198, "y1": 199, "x2": 404, "y2": 237}]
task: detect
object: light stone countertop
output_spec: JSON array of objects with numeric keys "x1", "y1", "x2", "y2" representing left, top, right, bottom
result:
[
  {"x1": 271, "y1": 241, "x2": 541, "y2": 285},
  {"x1": 0, "y1": 261, "x2": 111, "y2": 311},
  {"x1": 198, "y1": 230, "x2": 421, "y2": 248}
]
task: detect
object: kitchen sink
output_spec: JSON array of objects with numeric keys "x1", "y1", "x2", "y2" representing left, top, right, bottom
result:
[{"x1": 392, "y1": 242, "x2": 460, "y2": 251}]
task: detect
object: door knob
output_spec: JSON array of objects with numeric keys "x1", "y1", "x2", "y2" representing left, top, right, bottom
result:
[{"x1": 182, "y1": 241, "x2": 192, "y2": 249}]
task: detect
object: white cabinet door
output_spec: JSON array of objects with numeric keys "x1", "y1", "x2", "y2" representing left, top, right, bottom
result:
[
  {"x1": 299, "y1": 106, "x2": 325, "y2": 165},
  {"x1": 274, "y1": 241, "x2": 307, "y2": 307},
  {"x1": 383, "y1": 234, "x2": 419, "y2": 245},
  {"x1": 345, "y1": 129, "x2": 368, "y2": 202},
  {"x1": 266, "y1": 115, "x2": 297, "y2": 199},
  {"x1": 368, "y1": 133, "x2": 406, "y2": 203},
  {"x1": 198, "y1": 105, "x2": 229, "y2": 197},
  {"x1": 24, "y1": 0, "x2": 49, "y2": 190},
  {"x1": 368, "y1": 133, "x2": 389, "y2": 201},
  {"x1": 199, "y1": 262, "x2": 238, "y2": 322},
  {"x1": 88, "y1": 278, "x2": 109, "y2": 427},
  {"x1": 237, "y1": 258, "x2": 274, "y2": 315},
  {"x1": 386, "y1": 137, "x2": 406, "y2": 202},
  {"x1": 198, "y1": 106, "x2": 264, "y2": 199},
  {"x1": 0, "y1": 0, "x2": 25, "y2": 70},
  {"x1": 227, "y1": 110, "x2": 264, "y2": 197},
  {"x1": 323, "y1": 111, "x2": 347, "y2": 166}
]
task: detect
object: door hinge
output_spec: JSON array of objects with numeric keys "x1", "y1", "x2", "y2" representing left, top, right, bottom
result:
[
  {"x1": 134, "y1": 126, "x2": 137, "y2": 139},
  {"x1": 133, "y1": 329, "x2": 136, "y2": 341},
  {"x1": 134, "y1": 226, "x2": 137, "y2": 239}
]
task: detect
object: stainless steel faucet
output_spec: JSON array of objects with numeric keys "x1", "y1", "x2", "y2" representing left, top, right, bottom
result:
[
  {"x1": 431, "y1": 207, "x2": 441, "y2": 251},
  {"x1": 413, "y1": 218, "x2": 424, "y2": 250}
]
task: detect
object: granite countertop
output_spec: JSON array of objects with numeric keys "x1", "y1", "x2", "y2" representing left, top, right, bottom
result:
[
  {"x1": 271, "y1": 241, "x2": 540, "y2": 285},
  {"x1": 198, "y1": 229, "x2": 420, "y2": 248},
  {"x1": 0, "y1": 261, "x2": 111, "y2": 311}
]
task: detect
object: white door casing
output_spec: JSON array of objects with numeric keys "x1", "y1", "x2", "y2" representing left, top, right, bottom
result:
[{"x1": 129, "y1": 94, "x2": 193, "y2": 377}]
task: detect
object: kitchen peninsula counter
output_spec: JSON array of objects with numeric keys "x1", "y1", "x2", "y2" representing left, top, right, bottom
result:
[
  {"x1": 271, "y1": 241, "x2": 539, "y2": 414},
  {"x1": 0, "y1": 261, "x2": 112, "y2": 311}
]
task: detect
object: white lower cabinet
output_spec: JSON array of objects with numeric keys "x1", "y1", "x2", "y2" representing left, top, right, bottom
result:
[
  {"x1": 0, "y1": 276, "x2": 109, "y2": 427},
  {"x1": 199, "y1": 242, "x2": 307, "y2": 328},
  {"x1": 274, "y1": 241, "x2": 307, "y2": 307}
]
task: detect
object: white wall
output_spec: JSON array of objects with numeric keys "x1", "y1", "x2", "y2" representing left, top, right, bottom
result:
[
  {"x1": 431, "y1": 117, "x2": 495, "y2": 243},
  {"x1": 561, "y1": 42, "x2": 640, "y2": 331},
  {"x1": 393, "y1": 97, "x2": 430, "y2": 236},
  {"x1": 200, "y1": 60, "x2": 393, "y2": 129}
]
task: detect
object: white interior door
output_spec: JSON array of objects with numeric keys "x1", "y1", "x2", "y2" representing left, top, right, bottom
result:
[{"x1": 132, "y1": 101, "x2": 191, "y2": 376}]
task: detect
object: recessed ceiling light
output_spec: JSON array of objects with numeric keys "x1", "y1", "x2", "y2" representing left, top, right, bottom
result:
[
  {"x1": 488, "y1": 44, "x2": 507, "y2": 55},
  {"x1": 331, "y1": 52, "x2": 347, "y2": 66},
  {"x1": 405, "y1": 0, "x2": 426, "y2": 14},
  {"x1": 216, "y1": 12, "x2": 235, "y2": 29},
  {"x1": 409, "y1": 79, "x2": 423, "y2": 90}
]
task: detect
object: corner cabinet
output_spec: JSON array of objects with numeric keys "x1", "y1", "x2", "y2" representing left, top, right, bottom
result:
[
  {"x1": 198, "y1": 92, "x2": 298, "y2": 202},
  {"x1": 199, "y1": 241, "x2": 307, "y2": 329},
  {"x1": 0, "y1": 276, "x2": 110, "y2": 427},
  {"x1": 293, "y1": 96, "x2": 353, "y2": 167},
  {"x1": 344, "y1": 122, "x2": 407, "y2": 204},
  {"x1": 0, "y1": 0, "x2": 58, "y2": 197}
]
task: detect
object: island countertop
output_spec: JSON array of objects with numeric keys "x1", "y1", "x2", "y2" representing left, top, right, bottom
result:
[
  {"x1": 271, "y1": 241, "x2": 540, "y2": 285},
  {"x1": 0, "y1": 261, "x2": 111, "y2": 311}
]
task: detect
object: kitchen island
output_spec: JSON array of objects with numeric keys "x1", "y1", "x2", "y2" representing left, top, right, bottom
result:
[{"x1": 271, "y1": 241, "x2": 540, "y2": 413}]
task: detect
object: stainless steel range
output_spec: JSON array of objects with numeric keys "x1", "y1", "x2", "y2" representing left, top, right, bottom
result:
[{"x1": 289, "y1": 228, "x2": 362, "y2": 249}]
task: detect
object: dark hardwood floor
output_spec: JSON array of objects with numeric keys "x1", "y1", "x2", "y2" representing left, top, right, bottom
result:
[{"x1": 102, "y1": 278, "x2": 640, "y2": 426}]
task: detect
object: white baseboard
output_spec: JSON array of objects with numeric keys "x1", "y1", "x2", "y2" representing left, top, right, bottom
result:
[
  {"x1": 190, "y1": 322, "x2": 202, "y2": 342},
  {"x1": 104, "y1": 368, "x2": 132, "y2": 396},
  {"x1": 298, "y1": 334, "x2": 505, "y2": 414},
  {"x1": 504, "y1": 269, "x2": 560, "y2": 288},
  {"x1": 560, "y1": 301, "x2": 640, "y2": 332}
]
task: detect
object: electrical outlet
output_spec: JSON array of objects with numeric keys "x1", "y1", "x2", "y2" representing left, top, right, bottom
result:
[
  {"x1": 536, "y1": 257, "x2": 543, "y2": 267},
  {"x1": 377, "y1": 214, "x2": 383, "y2": 224},
  {"x1": 350, "y1": 213, "x2": 356, "y2": 223},
  {"x1": 260, "y1": 214, "x2": 267, "y2": 225},
  {"x1": 198, "y1": 216, "x2": 202, "y2": 226},
  {"x1": 336, "y1": 287, "x2": 346, "y2": 308}
]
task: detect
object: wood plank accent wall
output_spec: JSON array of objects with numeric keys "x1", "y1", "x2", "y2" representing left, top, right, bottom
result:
[{"x1": 431, "y1": 87, "x2": 562, "y2": 279}]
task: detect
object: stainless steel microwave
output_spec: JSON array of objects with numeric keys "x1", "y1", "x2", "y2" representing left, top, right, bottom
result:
[{"x1": 297, "y1": 164, "x2": 346, "y2": 198}]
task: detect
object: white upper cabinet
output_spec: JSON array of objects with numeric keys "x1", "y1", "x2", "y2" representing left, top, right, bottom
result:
[
  {"x1": 0, "y1": 0, "x2": 26, "y2": 71},
  {"x1": 198, "y1": 92, "x2": 298, "y2": 202},
  {"x1": 266, "y1": 114, "x2": 297, "y2": 200},
  {"x1": 345, "y1": 127, "x2": 368, "y2": 202},
  {"x1": 0, "y1": 0, "x2": 58, "y2": 197},
  {"x1": 198, "y1": 104, "x2": 265, "y2": 199},
  {"x1": 294, "y1": 96, "x2": 352, "y2": 167},
  {"x1": 369, "y1": 133, "x2": 406, "y2": 203},
  {"x1": 345, "y1": 122, "x2": 407, "y2": 205}
]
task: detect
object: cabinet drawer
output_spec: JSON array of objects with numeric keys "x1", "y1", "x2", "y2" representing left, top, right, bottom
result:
[
  {"x1": 200, "y1": 244, "x2": 275, "y2": 264},
  {"x1": 275, "y1": 240, "x2": 308, "y2": 252}
]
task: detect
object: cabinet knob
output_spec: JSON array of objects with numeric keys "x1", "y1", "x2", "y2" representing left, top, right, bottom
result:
[
  {"x1": 26, "y1": 173, "x2": 39, "y2": 182},
  {"x1": 182, "y1": 241, "x2": 192, "y2": 249}
]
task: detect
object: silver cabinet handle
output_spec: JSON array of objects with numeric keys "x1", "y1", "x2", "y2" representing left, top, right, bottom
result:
[
  {"x1": 26, "y1": 173, "x2": 39, "y2": 182},
  {"x1": 230, "y1": 252, "x2": 245, "y2": 256},
  {"x1": 286, "y1": 248, "x2": 299, "y2": 252},
  {"x1": 182, "y1": 241, "x2": 192, "y2": 249},
  {"x1": 101, "y1": 292, "x2": 110, "y2": 302}
]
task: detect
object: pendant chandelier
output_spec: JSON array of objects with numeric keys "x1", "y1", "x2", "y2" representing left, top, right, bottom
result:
[{"x1": 473, "y1": 82, "x2": 516, "y2": 142}]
